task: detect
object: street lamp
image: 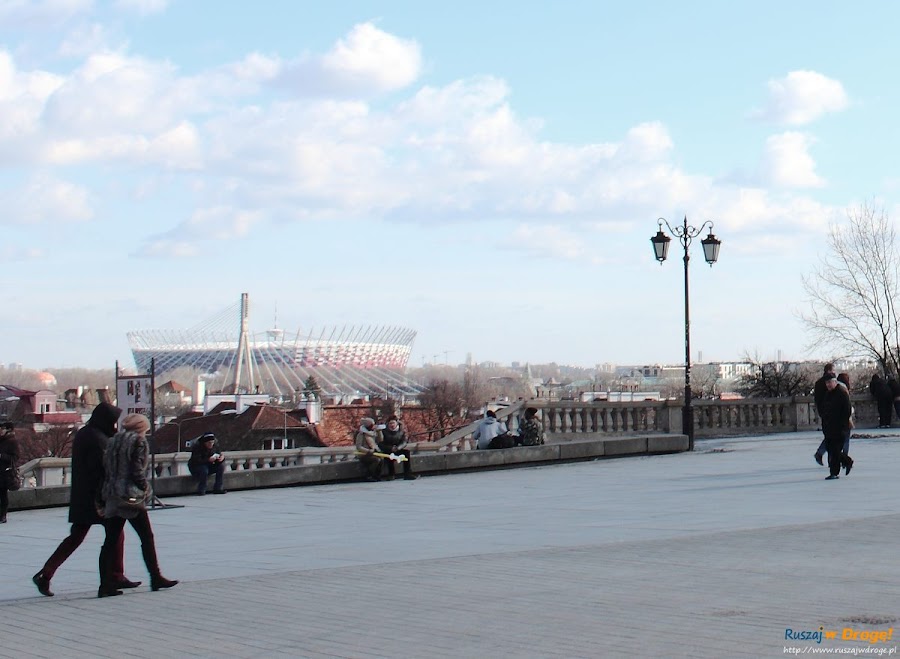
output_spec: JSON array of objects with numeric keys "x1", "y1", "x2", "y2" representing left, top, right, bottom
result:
[{"x1": 650, "y1": 216, "x2": 722, "y2": 450}]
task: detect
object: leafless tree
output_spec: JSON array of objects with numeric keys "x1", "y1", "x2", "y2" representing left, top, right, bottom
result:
[
  {"x1": 736, "y1": 355, "x2": 818, "y2": 398},
  {"x1": 802, "y1": 203, "x2": 900, "y2": 376},
  {"x1": 18, "y1": 425, "x2": 76, "y2": 462},
  {"x1": 418, "y1": 379, "x2": 466, "y2": 438}
]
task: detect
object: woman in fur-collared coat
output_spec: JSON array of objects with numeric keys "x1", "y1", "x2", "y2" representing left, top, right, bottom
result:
[{"x1": 97, "y1": 414, "x2": 178, "y2": 598}]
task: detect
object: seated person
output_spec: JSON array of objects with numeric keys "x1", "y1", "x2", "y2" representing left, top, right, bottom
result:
[
  {"x1": 377, "y1": 416, "x2": 418, "y2": 481},
  {"x1": 355, "y1": 418, "x2": 384, "y2": 482},
  {"x1": 518, "y1": 407, "x2": 544, "y2": 446},
  {"x1": 188, "y1": 433, "x2": 226, "y2": 495},
  {"x1": 472, "y1": 410, "x2": 510, "y2": 449}
]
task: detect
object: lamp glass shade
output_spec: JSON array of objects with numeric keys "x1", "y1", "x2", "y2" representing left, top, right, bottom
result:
[
  {"x1": 701, "y1": 232, "x2": 721, "y2": 265},
  {"x1": 650, "y1": 230, "x2": 671, "y2": 262}
]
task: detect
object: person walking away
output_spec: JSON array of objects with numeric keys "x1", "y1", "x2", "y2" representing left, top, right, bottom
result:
[
  {"x1": 518, "y1": 407, "x2": 544, "y2": 446},
  {"x1": 98, "y1": 414, "x2": 178, "y2": 597},
  {"x1": 870, "y1": 373, "x2": 893, "y2": 428},
  {"x1": 0, "y1": 422, "x2": 20, "y2": 523},
  {"x1": 377, "y1": 416, "x2": 418, "y2": 480},
  {"x1": 889, "y1": 376, "x2": 900, "y2": 423},
  {"x1": 822, "y1": 373, "x2": 853, "y2": 480},
  {"x1": 355, "y1": 418, "x2": 384, "y2": 482},
  {"x1": 472, "y1": 410, "x2": 508, "y2": 450},
  {"x1": 32, "y1": 402, "x2": 140, "y2": 597},
  {"x1": 188, "y1": 432, "x2": 227, "y2": 495},
  {"x1": 837, "y1": 372, "x2": 854, "y2": 462},
  {"x1": 813, "y1": 363, "x2": 835, "y2": 465}
]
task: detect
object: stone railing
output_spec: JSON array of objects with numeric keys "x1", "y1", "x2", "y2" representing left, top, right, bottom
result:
[
  {"x1": 16, "y1": 395, "x2": 881, "y2": 489},
  {"x1": 19, "y1": 446, "x2": 359, "y2": 488},
  {"x1": 412, "y1": 401, "x2": 526, "y2": 452}
]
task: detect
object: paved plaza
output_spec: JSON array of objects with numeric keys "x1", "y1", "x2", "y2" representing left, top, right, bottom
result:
[{"x1": 2, "y1": 430, "x2": 900, "y2": 658}]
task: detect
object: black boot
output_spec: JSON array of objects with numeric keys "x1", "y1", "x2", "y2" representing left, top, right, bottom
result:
[
  {"x1": 97, "y1": 585, "x2": 123, "y2": 597},
  {"x1": 151, "y1": 575, "x2": 179, "y2": 591},
  {"x1": 32, "y1": 572, "x2": 54, "y2": 597},
  {"x1": 142, "y1": 541, "x2": 178, "y2": 591}
]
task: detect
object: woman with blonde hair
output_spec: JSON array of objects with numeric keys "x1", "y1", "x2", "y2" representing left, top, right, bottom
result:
[{"x1": 98, "y1": 413, "x2": 178, "y2": 597}]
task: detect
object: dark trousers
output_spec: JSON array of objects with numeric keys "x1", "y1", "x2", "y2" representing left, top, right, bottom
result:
[
  {"x1": 358, "y1": 454, "x2": 383, "y2": 480},
  {"x1": 878, "y1": 398, "x2": 893, "y2": 426},
  {"x1": 100, "y1": 513, "x2": 160, "y2": 587},
  {"x1": 0, "y1": 487, "x2": 7, "y2": 519},
  {"x1": 817, "y1": 431, "x2": 850, "y2": 456},
  {"x1": 825, "y1": 432, "x2": 851, "y2": 477},
  {"x1": 380, "y1": 448, "x2": 413, "y2": 478},
  {"x1": 42, "y1": 523, "x2": 126, "y2": 580},
  {"x1": 189, "y1": 461, "x2": 225, "y2": 494}
]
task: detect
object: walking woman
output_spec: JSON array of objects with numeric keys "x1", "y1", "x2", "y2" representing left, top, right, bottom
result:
[
  {"x1": 0, "y1": 422, "x2": 20, "y2": 523},
  {"x1": 98, "y1": 414, "x2": 178, "y2": 597}
]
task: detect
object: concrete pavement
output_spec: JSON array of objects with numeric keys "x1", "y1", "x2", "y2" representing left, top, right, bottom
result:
[{"x1": 2, "y1": 430, "x2": 900, "y2": 657}]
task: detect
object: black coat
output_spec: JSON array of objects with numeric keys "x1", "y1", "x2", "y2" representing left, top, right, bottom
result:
[
  {"x1": 68, "y1": 402, "x2": 121, "y2": 525},
  {"x1": 0, "y1": 434, "x2": 19, "y2": 490},
  {"x1": 822, "y1": 385, "x2": 851, "y2": 441}
]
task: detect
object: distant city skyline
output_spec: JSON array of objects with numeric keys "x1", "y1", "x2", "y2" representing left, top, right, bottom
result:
[{"x1": 4, "y1": 2, "x2": 899, "y2": 369}]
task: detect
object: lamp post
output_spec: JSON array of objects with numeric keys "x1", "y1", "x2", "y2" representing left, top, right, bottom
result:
[{"x1": 650, "y1": 216, "x2": 722, "y2": 450}]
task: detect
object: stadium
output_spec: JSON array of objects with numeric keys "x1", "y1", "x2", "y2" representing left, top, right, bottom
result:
[{"x1": 127, "y1": 295, "x2": 422, "y2": 399}]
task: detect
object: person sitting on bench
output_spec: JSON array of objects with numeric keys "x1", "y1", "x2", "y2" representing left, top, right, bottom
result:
[
  {"x1": 377, "y1": 416, "x2": 418, "y2": 481},
  {"x1": 188, "y1": 433, "x2": 226, "y2": 495}
]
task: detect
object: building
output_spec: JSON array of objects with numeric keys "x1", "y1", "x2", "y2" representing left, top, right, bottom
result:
[{"x1": 127, "y1": 295, "x2": 422, "y2": 400}]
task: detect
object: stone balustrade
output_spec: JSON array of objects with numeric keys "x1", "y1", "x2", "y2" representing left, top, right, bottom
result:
[{"x1": 13, "y1": 395, "x2": 881, "y2": 496}]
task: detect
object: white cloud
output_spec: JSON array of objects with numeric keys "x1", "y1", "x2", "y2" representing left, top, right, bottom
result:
[
  {"x1": 0, "y1": 245, "x2": 44, "y2": 261},
  {"x1": 58, "y1": 22, "x2": 114, "y2": 57},
  {"x1": 511, "y1": 224, "x2": 589, "y2": 261},
  {"x1": 113, "y1": 0, "x2": 169, "y2": 15},
  {"x1": 0, "y1": 173, "x2": 93, "y2": 224},
  {"x1": 753, "y1": 70, "x2": 848, "y2": 126},
  {"x1": 139, "y1": 206, "x2": 263, "y2": 257},
  {"x1": 760, "y1": 132, "x2": 825, "y2": 189},
  {"x1": 0, "y1": 27, "x2": 842, "y2": 258},
  {"x1": 0, "y1": 0, "x2": 92, "y2": 28},
  {"x1": 277, "y1": 22, "x2": 422, "y2": 96}
]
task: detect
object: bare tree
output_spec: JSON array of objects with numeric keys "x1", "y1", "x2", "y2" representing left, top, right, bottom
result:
[
  {"x1": 418, "y1": 379, "x2": 466, "y2": 438},
  {"x1": 802, "y1": 203, "x2": 900, "y2": 376},
  {"x1": 18, "y1": 425, "x2": 76, "y2": 462},
  {"x1": 736, "y1": 355, "x2": 818, "y2": 398}
]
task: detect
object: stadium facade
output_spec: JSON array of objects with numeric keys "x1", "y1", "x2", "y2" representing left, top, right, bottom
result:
[{"x1": 127, "y1": 296, "x2": 421, "y2": 399}]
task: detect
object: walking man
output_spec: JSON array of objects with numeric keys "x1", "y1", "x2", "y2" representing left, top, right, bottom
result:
[
  {"x1": 813, "y1": 363, "x2": 835, "y2": 465},
  {"x1": 821, "y1": 373, "x2": 853, "y2": 480}
]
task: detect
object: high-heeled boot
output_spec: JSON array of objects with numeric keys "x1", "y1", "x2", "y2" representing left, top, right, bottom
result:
[
  {"x1": 97, "y1": 543, "x2": 122, "y2": 597},
  {"x1": 151, "y1": 575, "x2": 179, "y2": 591},
  {"x1": 32, "y1": 571, "x2": 54, "y2": 597},
  {"x1": 142, "y1": 541, "x2": 178, "y2": 591}
]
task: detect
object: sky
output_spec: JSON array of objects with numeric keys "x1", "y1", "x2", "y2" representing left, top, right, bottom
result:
[{"x1": 2, "y1": 0, "x2": 899, "y2": 371}]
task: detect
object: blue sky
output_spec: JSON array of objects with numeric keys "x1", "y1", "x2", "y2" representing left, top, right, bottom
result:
[{"x1": 2, "y1": 0, "x2": 898, "y2": 370}]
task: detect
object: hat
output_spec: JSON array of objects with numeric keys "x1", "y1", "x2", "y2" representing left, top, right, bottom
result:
[
  {"x1": 824, "y1": 373, "x2": 837, "y2": 381},
  {"x1": 121, "y1": 413, "x2": 150, "y2": 433},
  {"x1": 200, "y1": 432, "x2": 216, "y2": 442}
]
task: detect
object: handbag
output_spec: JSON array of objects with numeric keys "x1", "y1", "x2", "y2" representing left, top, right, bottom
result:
[
  {"x1": 5, "y1": 466, "x2": 21, "y2": 491},
  {"x1": 117, "y1": 483, "x2": 147, "y2": 511}
]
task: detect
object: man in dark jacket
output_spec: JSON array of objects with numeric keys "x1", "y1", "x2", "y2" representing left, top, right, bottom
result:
[
  {"x1": 188, "y1": 432, "x2": 226, "y2": 495},
  {"x1": 32, "y1": 402, "x2": 140, "y2": 596},
  {"x1": 822, "y1": 373, "x2": 853, "y2": 480},
  {"x1": 0, "y1": 422, "x2": 20, "y2": 523},
  {"x1": 812, "y1": 363, "x2": 835, "y2": 465}
]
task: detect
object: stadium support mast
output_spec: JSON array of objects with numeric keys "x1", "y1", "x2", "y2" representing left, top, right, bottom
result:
[{"x1": 232, "y1": 293, "x2": 256, "y2": 393}]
